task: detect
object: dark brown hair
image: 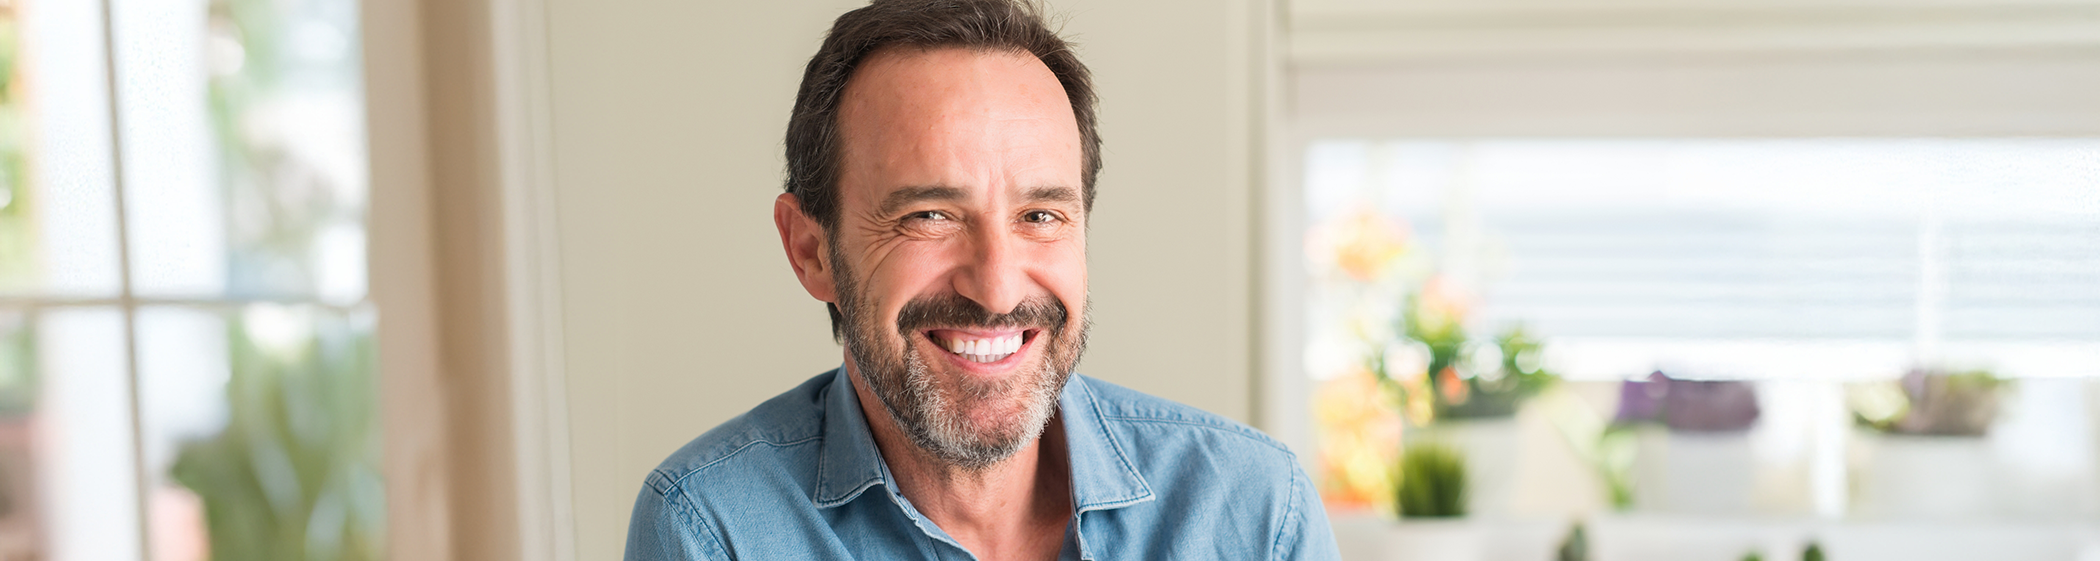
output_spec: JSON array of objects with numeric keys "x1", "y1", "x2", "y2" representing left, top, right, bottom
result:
[{"x1": 785, "y1": 0, "x2": 1101, "y2": 339}]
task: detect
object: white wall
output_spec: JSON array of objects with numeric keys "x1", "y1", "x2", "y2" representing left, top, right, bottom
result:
[{"x1": 540, "y1": 1, "x2": 1271, "y2": 557}]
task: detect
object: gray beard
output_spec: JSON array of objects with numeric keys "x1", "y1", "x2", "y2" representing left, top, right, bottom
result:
[
  {"x1": 832, "y1": 255, "x2": 1088, "y2": 471},
  {"x1": 853, "y1": 333, "x2": 1067, "y2": 470}
]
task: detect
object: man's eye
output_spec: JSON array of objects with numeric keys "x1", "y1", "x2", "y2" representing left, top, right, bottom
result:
[
  {"x1": 910, "y1": 210, "x2": 950, "y2": 221},
  {"x1": 1022, "y1": 210, "x2": 1058, "y2": 223}
]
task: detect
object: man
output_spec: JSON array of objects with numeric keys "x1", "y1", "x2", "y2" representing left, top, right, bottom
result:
[{"x1": 625, "y1": 1, "x2": 1338, "y2": 559}]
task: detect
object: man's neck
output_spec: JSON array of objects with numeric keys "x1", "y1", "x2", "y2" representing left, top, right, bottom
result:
[{"x1": 847, "y1": 361, "x2": 1073, "y2": 561}]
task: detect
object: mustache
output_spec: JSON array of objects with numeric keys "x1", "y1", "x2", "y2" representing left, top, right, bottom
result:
[{"x1": 896, "y1": 292, "x2": 1069, "y2": 334}]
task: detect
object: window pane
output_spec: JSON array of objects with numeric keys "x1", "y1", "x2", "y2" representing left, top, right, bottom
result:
[
  {"x1": 0, "y1": 8, "x2": 27, "y2": 293},
  {"x1": 113, "y1": 0, "x2": 368, "y2": 303},
  {"x1": 110, "y1": 0, "x2": 223, "y2": 298},
  {"x1": 136, "y1": 307, "x2": 225, "y2": 561},
  {"x1": 142, "y1": 304, "x2": 383, "y2": 561},
  {"x1": 5, "y1": 0, "x2": 125, "y2": 297},
  {"x1": 33, "y1": 307, "x2": 144, "y2": 561},
  {"x1": 0, "y1": 310, "x2": 33, "y2": 558}
]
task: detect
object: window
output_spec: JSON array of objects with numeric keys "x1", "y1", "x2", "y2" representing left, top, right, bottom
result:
[
  {"x1": 1303, "y1": 138, "x2": 2100, "y2": 554},
  {"x1": 4, "y1": 0, "x2": 382, "y2": 559}
]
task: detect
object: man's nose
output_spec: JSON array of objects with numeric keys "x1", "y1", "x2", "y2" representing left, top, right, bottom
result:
[{"x1": 954, "y1": 223, "x2": 1029, "y2": 316}]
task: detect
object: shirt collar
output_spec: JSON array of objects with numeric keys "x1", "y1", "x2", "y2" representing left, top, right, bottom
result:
[
  {"x1": 813, "y1": 367, "x2": 886, "y2": 508},
  {"x1": 809, "y1": 368, "x2": 1155, "y2": 512},
  {"x1": 1058, "y1": 375, "x2": 1156, "y2": 512}
]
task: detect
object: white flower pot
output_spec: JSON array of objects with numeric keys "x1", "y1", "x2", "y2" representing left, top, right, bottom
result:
[
  {"x1": 1383, "y1": 519, "x2": 1486, "y2": 561},
  {"x1": 1633, "y1": 429, "x2": 1756, "y2": 515},
  {"x1": 1854, "y1": 433, "x2": 1998, "y2": 519},
  {"x1": 1410, "y1": 418, "x2": 1522, "y2": 517}
]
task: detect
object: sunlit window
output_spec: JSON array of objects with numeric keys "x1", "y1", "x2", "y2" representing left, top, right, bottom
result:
[
  {"x1": 3, "y1": 0, "x2": 381, "y2": 559},
  {"x1": 1307, "y1": 138, "x2": 2100, "y2": 555}
]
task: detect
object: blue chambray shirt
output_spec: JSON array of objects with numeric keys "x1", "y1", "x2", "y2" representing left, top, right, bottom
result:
[{"x1": 624, "y1": 367, "x2": 1340, "y2": 560}]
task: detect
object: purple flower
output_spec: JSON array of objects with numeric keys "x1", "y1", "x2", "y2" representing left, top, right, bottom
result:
[
  {"x1": 1614, "y1": 371, "x2": 1668, "y2": 424},
  {"x1": 1662, "y1": 378, "x2": 1760, "y2": 432},
  {"x1": 1613, "y1": 371, "x2": 1761, "y2": 432}
]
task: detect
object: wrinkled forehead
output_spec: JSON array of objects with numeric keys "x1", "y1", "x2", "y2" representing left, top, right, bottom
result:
[{"x1": 834, "y1": 47, "x2": 1084, "y2": 209}]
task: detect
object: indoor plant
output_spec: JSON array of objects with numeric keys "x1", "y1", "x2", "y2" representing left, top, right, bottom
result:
[
  {"x1": 1384, "y1": 440, "x2": 1483, "y2": 561},
  {"x1": 1378, "y1": 281, "x2": 1559, "y2": 516},
  {"x1": 1850, "y1": 368, "x2": 2008, "y2": 518},
  {"x1": 1613, "y1": 371, "x2": 1761, "y2": 515}
]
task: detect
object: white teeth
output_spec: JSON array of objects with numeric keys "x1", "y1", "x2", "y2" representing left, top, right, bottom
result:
[{"x1": 938, "y1": 333, "x2": 1026, "y2": 362}]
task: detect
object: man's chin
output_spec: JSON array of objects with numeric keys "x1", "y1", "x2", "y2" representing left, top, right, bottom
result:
[
  {"x1": 954, "y1": 397, "x2": 1048, "y2": 433},
  {"x1": 916, "y1": 412, "x2": 1048, "y2": 469},
  {"x1": 903, "y1": 363, "x2": 1063, "y2": 465}
]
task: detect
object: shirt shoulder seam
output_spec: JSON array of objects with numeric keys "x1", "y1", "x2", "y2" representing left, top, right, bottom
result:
[
  {"x1": 660, "y1": 434, "x2": 825, "y2": 491},
  {"x1": 1098, "y1": 415, "x2": 1298, "y2": 457},
  {"x1": 1270, "y1": 462, "x2": 1307, "y2": 560},
  {"x1": 647, "y1": 472, "x2": 732, "y2": 559}
]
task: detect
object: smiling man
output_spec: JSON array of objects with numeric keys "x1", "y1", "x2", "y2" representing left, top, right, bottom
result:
[{"x1": 624, "y1": 1, "x2": 1338, "y2": 559}]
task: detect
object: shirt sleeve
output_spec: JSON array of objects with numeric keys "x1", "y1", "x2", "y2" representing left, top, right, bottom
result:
[
  {"x1": 1274, "y1": 462, "x2": 1343, "y2": 561},
  {"x1": 625, "y1": 472, "x2": 730, "y2": 561}
]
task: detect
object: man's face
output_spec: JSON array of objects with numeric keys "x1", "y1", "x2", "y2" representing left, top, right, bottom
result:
[{"x1": 821, "y1": 47, "x2": 1090, "y2": 469}]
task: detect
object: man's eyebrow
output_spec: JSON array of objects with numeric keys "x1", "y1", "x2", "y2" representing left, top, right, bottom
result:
[
  {"x1": 1023, "y1": 186, "x2": 1081, "y2": 205},
  {"x1": 879, "y1": 185, "x2": 967, "y2": 216}
]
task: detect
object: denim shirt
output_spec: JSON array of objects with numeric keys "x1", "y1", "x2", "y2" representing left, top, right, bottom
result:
[{"x1": 624, "y1": 368, "x2": 1339, "y2": 560}]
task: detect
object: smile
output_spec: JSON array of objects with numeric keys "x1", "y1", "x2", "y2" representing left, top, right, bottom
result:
[{"x1": 928, "y1": 329, "x2": 1032, "y2": 364}]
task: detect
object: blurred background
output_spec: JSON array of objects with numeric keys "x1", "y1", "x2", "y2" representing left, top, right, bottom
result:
[{"x1": 4, "y1": 0, "x2": 2095, "y2": 560}]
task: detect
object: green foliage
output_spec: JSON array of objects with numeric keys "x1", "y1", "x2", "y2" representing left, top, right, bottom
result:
[
  {"x1": 1402, "y1": 291, "x2": 1468, "y2": 379},
  {"x1": 1555, "y1": 522, "x2": 1589, "y2": 561},
  {"x1": 1854, "y1": 369, "x2": 2006, "y2": 437},
  {"x1": 1741, "y1": 551, "x2": 1764, "y2": 561},
  {"x1": 1595, "y1": 425, "x2": 1638, "y2": 510},
  {"x1": 1439, "y1": 326, "x2": 1559, "y2": 418},
  {"x1": 1391, "y1": 311, "x2": 1562, "y2": 421},
  {"x1": 1396, "y1": 440, "x2": 1467, "y2": 518},
  {"x1": 0, "y1": 315, "x2": 33, "y2": 418},
  {"x1": 1802, "y1": 542, "x2": 1826, "y2": 561},
  {"x1": 1542, "y1": 389, "x2": 1641, "y2": 511},
  {"x1": 0, "y1": 9, "x2": 34, "y2": 290},
  {"x1": 170, "y1": 310, "x2": 384, "y2": 561}
]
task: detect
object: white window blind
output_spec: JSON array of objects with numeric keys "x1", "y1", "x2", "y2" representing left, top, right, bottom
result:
[{"x1": 1304, "y1": 138, "x2": 2100, "y2": 380}]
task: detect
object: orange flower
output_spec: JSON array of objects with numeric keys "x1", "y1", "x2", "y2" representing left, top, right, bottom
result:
[
  {"x1": 1310, "y1": 209, "x2": 1411, "y2": 283},
  {"x1": 1414, "y1": 276, "x2": 1474, "y2": 332},
  {"x1": 1313, "y1": 368, "x2": 1403, "y2": 513},
  {"x1": 1437, "y1": 366, "x2": 1470, "y2": 405}
]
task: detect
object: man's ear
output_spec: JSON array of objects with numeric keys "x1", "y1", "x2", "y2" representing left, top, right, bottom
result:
[{"x1": 775, "y1": 193, "x2": 839, "y2": 304}]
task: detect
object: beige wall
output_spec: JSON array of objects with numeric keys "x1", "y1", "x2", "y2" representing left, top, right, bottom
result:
[{"x1": 541, "y1": 1, "x2": 1271, "y2": 558}]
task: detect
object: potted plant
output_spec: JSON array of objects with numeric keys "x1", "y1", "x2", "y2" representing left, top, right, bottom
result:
[
  {"x1": 1379, "y1": 280, "x2": 1559, "y2": 516},
  {"x1": 1397, "y1": 440, "x2": 1468, "y2": 518},
  {"x1": 1383, "y1": 284, "x2": 1557, "y2": 423},
  {"x1": 1850, "y1": 368, "x2": 2008, "y2": 518},
  {"x1": 1613, "y1": 371, "x2": 1761, "y2": 515},
  {"x1": 1381, "y1": 441, "x2": 1483, "y2": 561}
]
